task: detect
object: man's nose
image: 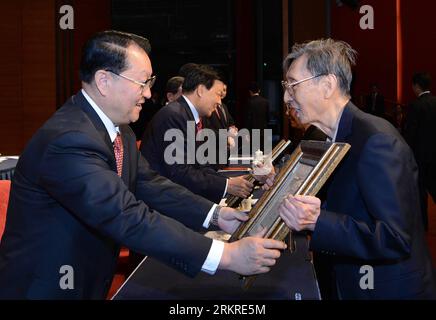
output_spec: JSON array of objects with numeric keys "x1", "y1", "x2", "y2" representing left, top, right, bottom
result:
[{"x1": 143, "y1": 87, "x2": 152, "y2": 99}]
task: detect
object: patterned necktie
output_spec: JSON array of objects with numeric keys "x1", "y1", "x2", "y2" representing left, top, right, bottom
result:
[
  {"x1": 196, "y1": 119, "x2": 203, "y2": 133},
  {"x1": 113, "y1": 132, "x2": 124, "y2": 177}
]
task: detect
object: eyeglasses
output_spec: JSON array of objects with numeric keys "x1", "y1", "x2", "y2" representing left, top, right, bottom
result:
[
  {"x1": 108, "y1": 70, "x2": 156, "y2": 92},
  {"x1": 281, "y1": 74, "x2": 325, "y2": 94}
]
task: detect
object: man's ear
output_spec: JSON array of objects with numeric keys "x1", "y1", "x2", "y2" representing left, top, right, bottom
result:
[
  {"x1": 94, "y1": 70, "x2": 111, "y2": 96},
  {"x1": 323, "y1": 74, "x2": 337, "y2": 99},
  {"x1": 196, "y1": 84, "x2": 205, "y2": 98}
]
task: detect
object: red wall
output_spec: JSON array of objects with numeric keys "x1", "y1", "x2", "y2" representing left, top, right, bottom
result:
[
  {"x1": 0, "y1": 0, "x2": 56, "y2": 155},
  {"x1": 331, "y1": 0, "x2": 436, "y2": 110},
  {"x1": 401, "y1": 0, "x2": 436, "y2": 104},
  {"x1": 331, "y1": 0, "x2": 397, "y2": 109},
  {"x1": 0, "y1": 1, "x2": 110, "y2": 155},
  {"x1": 234, "y1": 0, "x2": 256, "y2": 127}
]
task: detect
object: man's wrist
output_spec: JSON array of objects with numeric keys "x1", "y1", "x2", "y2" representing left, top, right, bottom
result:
[{"x1": 211, "y1": 205, "x2": 221, "y2": 226}]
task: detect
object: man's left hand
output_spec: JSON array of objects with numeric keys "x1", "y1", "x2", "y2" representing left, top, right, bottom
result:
[
  {"x1": 217, "y1": 206, "x2": 249, "y2": 234},
  {"x1": 278, "y1": 195, "x2": 321, "y2": 231}
]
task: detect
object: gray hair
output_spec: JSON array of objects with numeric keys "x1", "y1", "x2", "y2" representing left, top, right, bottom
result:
[{"x1": 283, "y1": 39, "x2": 357, "y2": 96}]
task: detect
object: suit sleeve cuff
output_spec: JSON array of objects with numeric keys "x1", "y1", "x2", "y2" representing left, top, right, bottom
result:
[
  {"x1": 223, "y1": 178, "x2": 229, "y2": 197},
  {"x1": 203, "y1": 204, "x2": 217, "y2": 228},
  {"x1": 201, "y1": 239, "x2": 224, "y2": 275}
]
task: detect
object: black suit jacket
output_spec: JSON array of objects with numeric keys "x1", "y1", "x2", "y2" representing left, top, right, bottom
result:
[
  {"x1": 310, "y1": 102, "x2": 436, "y2": 299},
  {"x1": 246, "y1": 95, "x2": 269, "y2": 130},
  {"x1": 204, "y1": 103, "x2": 235, "y2": 131},
  {"x1": 364, "y1": 93, "x2": 385, "y2": 117},
  {"x1": 203, "y1": 103, "x2": 235, "y2": 169},
  {"x1": 404, "y1": 93, "x2": 436, "y2": 167},
  {"x1": 140, "y1": 96, "x2": 227, "y2": 203},
  {"x1": 0, "y1": 91, "x2": 214, "y2": 299}
]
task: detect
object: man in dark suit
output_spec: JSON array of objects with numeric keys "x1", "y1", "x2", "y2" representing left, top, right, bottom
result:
[
  {"x1": 140, "y1": 65, "x2": 255, "y2": 203},
  {"x1": 0, "y1": 31, "x2": 286, "y2": 299},
  {"x1": 203, "y1": 83, "x2": 237, "y2": 169},
  {"x1": 364, "y1": 83, "x2": 385, "y2": 118},
  {"x1": 204, "y1": 83, "x2": 236, "y2": 131},
  {"x1": 164, "y1": 76, "x2": 184, "y2": 105},
  {"x1": 246, "y1": 83, "x2": 270, "y2": 151},
  {"x1": 279, "y1": 39, "x2": 436, "y2": 299},
  {"x1": 404, "y1": 72, "x2": 436, "y2": 230},
  {"x1": 246, "y1": 83, "x2": 269, "y2": 131}
]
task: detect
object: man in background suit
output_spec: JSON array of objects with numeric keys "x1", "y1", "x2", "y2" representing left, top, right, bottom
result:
[
  {"x1": 203, "y1": 83, "x2": 237, "y2": 169},
  {"x1": 404, "y1": 72, "x2": 436, "y2": 230},
  {"x1": 141, "y1": 64, "x2": 258, "y2": 203},
  {"x1": 279, "y1": 39, "x2": 436, "y2": 299},
  {"x1": 364, "y1": 83, "x2": 385, "y2": 118},
  {"x1": 246, "y1": 82, "x2": 270, "y2": 151},
  {"x1": 204, "y1": 83, "x2": 235, "y2": 131},
  {"x1": 0, "y1": 31, "x2": 286, "y2": 299},
  {"x1": 246, "y1": 82, "x2": 269, "y2": 130},
  {"x1": 164, "y1": 76, "x2": 184, "y2": 105}
]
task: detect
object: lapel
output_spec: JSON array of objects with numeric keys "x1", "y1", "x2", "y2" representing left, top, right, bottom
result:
[
  {"x1": 178, "y1": 96, "x2": 196, "y2": 122},
  {"x1": 73, "y1": 91, "x2": 114, "y2": 150},
  {"x1": 335, "y1": 101, "x2": 356, "y2": 143},
  {"x1": 71, "y1": 91, "x2": 121, "y2": 181}
]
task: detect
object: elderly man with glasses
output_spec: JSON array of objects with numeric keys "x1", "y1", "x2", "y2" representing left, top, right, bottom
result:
[{"x1": 278, "y1": 39, "x2": 436, "y2": 300}]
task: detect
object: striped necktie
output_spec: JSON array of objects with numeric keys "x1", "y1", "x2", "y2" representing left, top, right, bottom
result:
[{"x1": 113, "y1": 132, "x2": 124, "y2": 177}]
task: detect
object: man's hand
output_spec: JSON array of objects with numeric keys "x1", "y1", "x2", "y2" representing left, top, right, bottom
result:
[
  {"x1": 279, "y1": 195, "x2": 321, "y2": 231},
  {"x1": 217, "y1": 207, "x2": 249, "y2": 234},
  {"x1": 219, "y1": 236, "x2": 287, "y2": 275},
  {"x1": 227, "y1": 176, "x2": 254, "y2": 198},
  {"x1": 253, "y1": 166, "x2": 276, "y2": 190}
]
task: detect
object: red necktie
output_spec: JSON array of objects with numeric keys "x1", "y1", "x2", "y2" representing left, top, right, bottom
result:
[
  {"x1": 196, "y1": 119, "x2": 203, "y2": 133},
  {"x1": 113, "y1": 132, "x2": 124, "y2": 177}
]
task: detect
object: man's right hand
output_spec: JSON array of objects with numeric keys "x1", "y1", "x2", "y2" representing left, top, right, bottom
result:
[
  {"x1": 227, "y1": 176, "x2": 254, "y2": 198},
  {"x1": 218, "y1": 237, "x2": 287, "y2": 275}
]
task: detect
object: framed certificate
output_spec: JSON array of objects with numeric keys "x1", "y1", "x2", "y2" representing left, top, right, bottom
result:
[{"x1": 228, "y1": 140, "x2": 350, "y2": 288}]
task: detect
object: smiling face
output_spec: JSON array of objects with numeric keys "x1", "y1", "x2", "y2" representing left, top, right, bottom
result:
[
  {"x1": 284, "y1": 54, "x2": 324, "y2": 126},
  {"x1": 105, "y1": 45, "x2": 153, "y2": 125},
  {"x1": 197, "y1": 80, "x2": 224, "y2": 117}
]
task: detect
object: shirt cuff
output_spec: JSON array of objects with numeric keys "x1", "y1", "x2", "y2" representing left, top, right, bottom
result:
[
  {"x1": 203, "y1": 204, "x2": 217, "y2": 228},
  {"x1": 201, "y1": 239, "x2": 224, "y2": 275},
  {"x1": 222, "y1": 178, "x2": 229, "y2": 197}
]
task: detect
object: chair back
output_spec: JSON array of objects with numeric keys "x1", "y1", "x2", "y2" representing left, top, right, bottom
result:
[{"x1": 0, "y1": 180, "x2": 11, "y2": 241}]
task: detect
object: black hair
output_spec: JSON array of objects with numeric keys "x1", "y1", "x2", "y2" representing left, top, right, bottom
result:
[
  {"x1": 165, "y1": 76, "x2": 184, "y2": 94},
  {"x1": 79, "y1": 30, "x2": 151, "y2": 84},
  {"x1": 178, "y1": 63, "x2": 199, "y2": 78},
  {"x1": 182, "y1": 64, "x2": 221, "y2": 93},
  {"x1": 412, "y1": 72, "x2": 432, "y2": 91}
]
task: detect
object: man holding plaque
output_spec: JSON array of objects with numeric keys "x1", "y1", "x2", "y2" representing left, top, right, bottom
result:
[{"x1": 279, "y1": 39, "x2": 436, "y2": 299}]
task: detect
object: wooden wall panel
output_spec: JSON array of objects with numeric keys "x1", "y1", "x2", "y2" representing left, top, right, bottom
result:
[
  {"x1": 22, "y1": 0, "x2": 56, "y2": 148},
  {"x1": 0, "y1": 3, "x2": 23, "y2": 155},
  {"x1": 0, "y1": 0, "x2": 110, "y2": 155}
]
